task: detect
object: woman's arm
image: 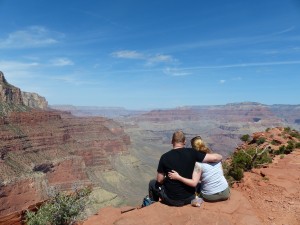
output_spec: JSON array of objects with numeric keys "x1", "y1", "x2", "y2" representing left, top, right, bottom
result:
[
  {"x1": 202, "y1": 153, "x2": 222, "y2": 163},
  {"x1": 168, "y1": 163, "x2": 201, "y2": 187}
]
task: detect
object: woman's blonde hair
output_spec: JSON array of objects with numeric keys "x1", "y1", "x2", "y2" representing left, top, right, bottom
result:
[{"x1": 191, "y1": 136, "x2": 212, "y2": 153}]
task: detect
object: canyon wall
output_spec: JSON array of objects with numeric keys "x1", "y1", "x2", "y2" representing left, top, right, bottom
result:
[
  {"x1": 0, "y1": 109, "x2": 131, "y2": 216},
  {"x1": 0, "y1": 71, "x2": 48, "y2": 110},
  {"x1": 21, "y1": 91, "x2": 48, "y2": 110},
  {"x1": 0, "y1": 72, "x2": 131, "y2": 216},
  {"x1": 56, "y1": 102, "x2": 300, "y2": 158},
  {"x1": 0, "y1": 72, "x2": 23, "y2": 106}
]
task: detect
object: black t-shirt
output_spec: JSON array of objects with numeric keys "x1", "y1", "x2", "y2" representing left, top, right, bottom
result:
[{"x1": 157, "y1": 148, "x2": 206, "y2": 200}]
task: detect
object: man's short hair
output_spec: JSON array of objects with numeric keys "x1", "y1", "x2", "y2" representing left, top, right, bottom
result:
[{"x1": 172, "y1": 130, "x2": 185, "y2": 144}]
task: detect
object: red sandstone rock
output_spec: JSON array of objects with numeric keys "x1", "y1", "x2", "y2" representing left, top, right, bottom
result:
[{"x1": 0, "y1": 109, "x2": 130, "y2": 217}]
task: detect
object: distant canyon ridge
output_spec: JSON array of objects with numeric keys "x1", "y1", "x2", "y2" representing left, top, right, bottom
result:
[
  {"x1": 0, "y1": 71, "x2": 299, "y2": 219},
  {"x1": 51, "y1": 101, "x2": 300, "y2": 157}
]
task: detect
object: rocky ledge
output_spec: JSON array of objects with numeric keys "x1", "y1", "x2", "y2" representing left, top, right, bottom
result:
[{"x1": 83, "y1": 148, "x2": 300, "y2": 225}]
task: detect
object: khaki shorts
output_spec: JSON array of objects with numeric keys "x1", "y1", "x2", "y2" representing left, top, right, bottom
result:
[{"x1": 201, "y1": 187, "x2": 230, "y2": 202}]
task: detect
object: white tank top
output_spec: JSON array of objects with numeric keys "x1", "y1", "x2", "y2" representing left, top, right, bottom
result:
[{"x1": 196, "y1": 161, "x2": 228, "y2": 195}]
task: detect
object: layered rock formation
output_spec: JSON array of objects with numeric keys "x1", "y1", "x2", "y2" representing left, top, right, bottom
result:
[
  {"x1": 0, "y1": 71, "x2": 48, "y2": 110},
  {"x1": 50, "y1": 105, "x2": 145, "y2": 118},
  {"x1": 119, "y1": 102, "x2": 299, "y2": 158},
  {"x1": 51, "y1": 101, "x2": 300, "y2": 159},
  {"x1": 0, "y1": 73, "x2": 131, "y2": 217},
  {"x1": 133, "y1": 102, "x2": 281, "y2": 123},
  {"x1": 0, "y1": 72, "x2": 23, "y2": 106},
  {"x1": 21, "y1": 91, "x2": 48, "y2": 110},
  {"x1": 0, "y1": 109, "x2": 130, "y2": 215}
]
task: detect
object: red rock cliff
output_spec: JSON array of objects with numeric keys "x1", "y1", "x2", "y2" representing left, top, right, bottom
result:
[{"x1": 0, "y1": 108, "x2": 130, "y2": 216}]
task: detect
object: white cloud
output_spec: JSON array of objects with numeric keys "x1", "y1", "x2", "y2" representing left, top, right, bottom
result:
[
  {"x1": 0, "y1": 60, "x2": 39, "y2": 71},
  {"x1": 111, "y1": 50, "x2": 176, "y2": 66},
  {"x1": 0, "y1": 60, "x2": 41, "y2": 85},
  {"x1": 219, "y1": 79, "x2": 226, "y2": 84},
  {"x1": 163, "y1": 67, "x2": 191, "y2": 76},
  {"x1": 272, "y1": 26, "x2": 295, "y2": 35},
  {"x1": 173, "y1": 60, "x2": 300, "y2": 71},
  {"x1": 51, "y1": 74, "x2": 95, "y2": 86},
  {"x1": 0, "y1": 26, "x2": 61, "y2": 49},
  {"x1": 111, "y1": 50, "x2": 144, "y2": 59},
  {"x1": 50, "y1": 58, "x2": 74, "y2": 66},
  {"x1": 147, "y1": 54, "x2": 174, "y2": 65}
]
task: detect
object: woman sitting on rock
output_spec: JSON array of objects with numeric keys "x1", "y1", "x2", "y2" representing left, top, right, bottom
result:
[{"x1": 168, "y1": 136, "x2": 230, "y2": 202}]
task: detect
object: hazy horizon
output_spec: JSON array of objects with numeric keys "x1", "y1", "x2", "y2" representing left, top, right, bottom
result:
[{"x1": 49, "y1": 101, "x2": 300, "y2": 111}]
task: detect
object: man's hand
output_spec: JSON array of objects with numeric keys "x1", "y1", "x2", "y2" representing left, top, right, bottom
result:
[
  {"x1": 202, "y1": 153, "x2": 223, "y2": 163},
  {"x1": 156, "y1": 172, "x2": 165, "y2": 184}
]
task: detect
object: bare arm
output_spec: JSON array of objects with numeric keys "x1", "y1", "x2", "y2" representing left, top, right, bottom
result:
[
  {"x1": 156, "y1": 172, "x2": 165, "y2": 184},
  {"x1": 168, "y1": 163, "x2": 201, "y2": 187},
  {"x1": 202, "y1": 153, "x2": 222, "y2": 163}
]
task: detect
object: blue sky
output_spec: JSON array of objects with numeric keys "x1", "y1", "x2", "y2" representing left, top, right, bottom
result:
[{"x1": 0, "y1": 0, "x2": 300, "y2": 109}]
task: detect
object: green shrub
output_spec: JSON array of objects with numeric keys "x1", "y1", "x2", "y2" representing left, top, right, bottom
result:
[
  {"x1": 224, "y1": 147, "x2": 272, "y2": 182},
  {"x1": 285, "y1": 141, "x2": 295, "y2": 153},
  {"x1": 25, "y1": 187, "x2": 92, "y2": 225},
  {"x1": 295, "y1": 142, "x2": 300, "y2": 148},
  {"x1": 271, "y1": 140, "x2": 280, "y2": 146},
  {"x1": 231, "y1": 150, "x2": 252, "y2": 171},
  {"x1": 290, "y1": 131, "x2": 300, "y2": 140},
  {"x1": 240, "y1": 134, "x2": 250, "y2": 142},
  {"x1": 256, "y1": 137, "x2": 266, "y2": 145},
  {"x1": 228, "y1": 165, "x2": 244, "y2": 181},
  {"x1": 283, "y1": 127, "x2": 300, "y2": 139},
  {"x1": 277, "y1": 145, "x2": 286, "y2": 155}
]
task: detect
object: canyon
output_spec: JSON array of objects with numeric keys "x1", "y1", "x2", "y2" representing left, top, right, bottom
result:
[
  {"x1": 0, "y1": 73, "x2": 131, "y2": 219},
  {"x1": 0, "y1": 71, "x2": 299, "y2": 224}
]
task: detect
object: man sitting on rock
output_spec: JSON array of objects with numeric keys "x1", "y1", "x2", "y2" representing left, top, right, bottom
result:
[{"x1": 148, "y1": 130, "x2": 223, "y2": 206}]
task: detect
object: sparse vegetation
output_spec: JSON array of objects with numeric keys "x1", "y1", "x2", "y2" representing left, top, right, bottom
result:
[
  {"x1": 285, "y1": 141, "x2": 295, "y2": 153},
  {"x1": 283, "y1": 127, "x2": 300, "y2": 140},
  {"x1": 256, "y1": 137, "x2": 266, "y2": 145},
  {"x1": 0, "y1": 102, "x2": 30, "y2": 116},
  {"x1": 290, "y1": 131, "x2": 300, "y2": 140},
  {"x1": 225, "y1": 128, "x2": 300, "y2": 184},
  {"x1": 240, "y1": 134, "x2": 250, "y2": 142},
  {"x1": 271, "y1": 140, "x2": 280, "y2": 146},
  {"x1": 277, "y1": 145, "x2": 286, "y2": 155},
  {"x1": 25, "y1": 186, "x2": 92, "y2": 225},
  {"x1": 227, "y1": 164, "x2": 244, "y2": 181},
  {"x1": 224, "y1": 146, "x2": 272, "y2": 182}
]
